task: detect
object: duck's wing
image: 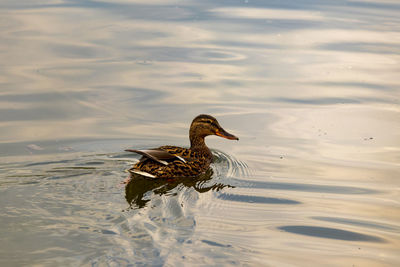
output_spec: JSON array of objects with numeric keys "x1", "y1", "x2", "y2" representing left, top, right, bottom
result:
[{"x1": 125, "y1": 149, "x2": 186, "y2": 165}]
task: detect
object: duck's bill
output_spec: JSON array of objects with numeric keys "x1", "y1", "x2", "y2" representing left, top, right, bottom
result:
[{"x1": 215, "y1": 128, "x2": 239, "y2": 140}]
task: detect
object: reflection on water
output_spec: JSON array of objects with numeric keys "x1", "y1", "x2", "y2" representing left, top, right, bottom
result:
[
  {"x1": 217, "y1": 192, "x2": 301, "y2": 205},
  {"x1": 230, "y1": 178, "x2": 378, "y2": 194},
  {"x1": 1, "y1": 0, "x2": 400, "y2": 266},
  {"x1": 125, "y1": 168, "x2": 233, "y2": 209}
]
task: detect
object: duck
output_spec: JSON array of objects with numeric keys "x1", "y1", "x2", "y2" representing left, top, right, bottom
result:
[{"x1": 125, "y1": 114, "x2": 238, "y2": 179}]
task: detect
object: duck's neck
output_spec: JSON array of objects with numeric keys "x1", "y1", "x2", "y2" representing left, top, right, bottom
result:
[{"x1": 189, "y1": 133, "x2": 212, "y2": 158}]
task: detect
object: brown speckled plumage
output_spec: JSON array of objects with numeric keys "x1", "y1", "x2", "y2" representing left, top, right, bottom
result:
[
  {"x1": 125, "y1": 114, "x2": 238, "y2": 179},
  {"x1": 132, "y1": 146, "x2": 211, "y2": 178}
]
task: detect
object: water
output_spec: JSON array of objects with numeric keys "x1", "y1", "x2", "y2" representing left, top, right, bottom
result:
[{"x1": 1, "y1": 0, "x2": 400, "y2": 266}]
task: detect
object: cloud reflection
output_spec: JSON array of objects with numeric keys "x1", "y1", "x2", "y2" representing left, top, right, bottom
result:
[{"x1": 211, "y1": 7, "x2": 324, "y2": 21}]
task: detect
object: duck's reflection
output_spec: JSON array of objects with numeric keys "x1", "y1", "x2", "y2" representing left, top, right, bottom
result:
[{"x1": 125, "y1": 168, "x2": 233, "y2": 209}]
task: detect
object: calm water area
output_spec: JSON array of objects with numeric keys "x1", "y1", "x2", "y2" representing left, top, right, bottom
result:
[{"x1": 1, "y1": 0, "x2": 400, "y2": 266}]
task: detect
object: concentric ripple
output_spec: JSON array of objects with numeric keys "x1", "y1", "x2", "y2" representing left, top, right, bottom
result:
[{"x1": 211, "y1": 149, "x2": 250, "y2": 178}]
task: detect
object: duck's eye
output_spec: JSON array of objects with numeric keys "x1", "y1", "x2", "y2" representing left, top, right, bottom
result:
[{"x1": 207, "y1": 121, "x2": 219, "y2": 128}]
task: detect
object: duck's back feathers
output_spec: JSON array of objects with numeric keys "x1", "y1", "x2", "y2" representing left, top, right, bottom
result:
[
  {"x1": 124, "y1": 148, "x2": 185, "y2": 165},
  {"x1": 125, "y1": 146, "x2": 212, "y2": 179}
]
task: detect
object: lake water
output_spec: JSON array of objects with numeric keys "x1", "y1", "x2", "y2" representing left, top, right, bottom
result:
[{"x1": 1, "y1": 0, "x2": 399, "y2": 266}]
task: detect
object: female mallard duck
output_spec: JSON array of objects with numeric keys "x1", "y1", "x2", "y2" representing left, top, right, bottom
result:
[{"x1": 125, "y1": 114, "x2": 238, "y2": 179}]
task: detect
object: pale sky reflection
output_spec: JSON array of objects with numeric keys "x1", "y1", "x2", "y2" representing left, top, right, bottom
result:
[{"x1": 211, "y1": 7, "x2": 325, "y2": 21}]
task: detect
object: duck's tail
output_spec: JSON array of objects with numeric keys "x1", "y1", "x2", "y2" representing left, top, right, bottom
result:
[{"x1": 127, "y1": 168, "x2": 157, "y2": 179}]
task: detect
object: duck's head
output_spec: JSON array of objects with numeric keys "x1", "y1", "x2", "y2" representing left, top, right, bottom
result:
[{"x1": 190, "y1": 114, "x2": 239, "y2": 141}]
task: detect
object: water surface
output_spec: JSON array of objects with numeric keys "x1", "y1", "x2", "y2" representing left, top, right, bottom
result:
[{"x1": 1, "y1": 0, "x2": 400, "y2": 266}]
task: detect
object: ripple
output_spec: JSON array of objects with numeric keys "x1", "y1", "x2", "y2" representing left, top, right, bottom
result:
[
  {"x1": 46, "y1": 171, "x2": 94, "y2": 180},
  {"x1": 212, "y1": 150, "x2": 250, "y2": 178},
  {"x1": 24, "y1": 159, "x2": 74, "y2": 167},
  {"x1": 272, "y1": 96, "x2": 392, "y2": 105},
  {"x1": 230, "y1": 178, "x2": 377, "y2": 195},
  {"x1": 190, "y1": 49, "x2": 246, "y2": 62},
  {"x1": 201, "y1": 239, "x2": 232, "y2": 248},
  {"x1": 320, "y1": 42, "x2": 400, "y2": 55},
  {"x1": 278, "y1": 225, "x2": 386, "y2": 242},
  {"x1": 217, "y1": 193, "x2": 300, "y2": 205},
  {"x1": 312, "y1": 216, "x2": 399, "y2": 232}
]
